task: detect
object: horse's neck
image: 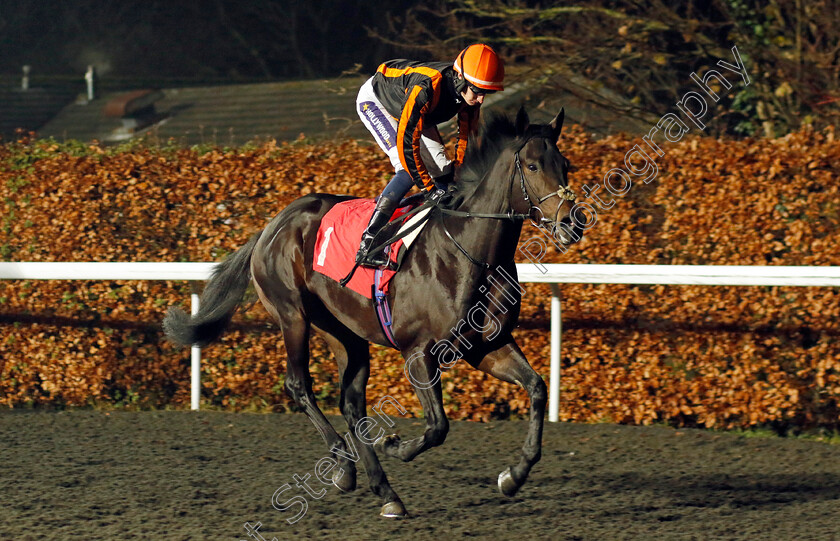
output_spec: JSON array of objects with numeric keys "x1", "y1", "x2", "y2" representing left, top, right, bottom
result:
[
  {"x1": 451, "y1": 150, "x2": 524, "y2": 267},
  {"x1": 461, "y1": 157, "x2": 510, "y2": 215}
]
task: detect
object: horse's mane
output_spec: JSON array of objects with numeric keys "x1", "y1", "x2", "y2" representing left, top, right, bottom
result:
[
  {"x1": 457, "y1": 111, "x2": 555, "y2": 184},
  {"x1": 457, "y1": 112, "x2": 519, "y2": 185}
]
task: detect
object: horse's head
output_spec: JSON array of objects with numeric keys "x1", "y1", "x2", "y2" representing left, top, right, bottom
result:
[{"x1": 509, "y1": 107, "x2": 583, "y2": 246}]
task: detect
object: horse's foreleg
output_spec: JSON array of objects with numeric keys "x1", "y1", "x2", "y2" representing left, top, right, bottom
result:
[
  {"x1": 468, "y1": 339, "x2": 546, "y2": 497},
  {"x1": 376, "y1": 345, "x2": 449, "y2": 463}
]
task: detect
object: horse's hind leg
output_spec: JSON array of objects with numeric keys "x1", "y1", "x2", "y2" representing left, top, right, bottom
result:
[
  {"x1": 467, "y1": 338, "x2": 547, "y2": 497},
  {"x1": 256, "y1": 285, "x2": 358, "y2": 492},
  {"x1": 319, "y1": 329, "x2": 406, "y2": 517}
]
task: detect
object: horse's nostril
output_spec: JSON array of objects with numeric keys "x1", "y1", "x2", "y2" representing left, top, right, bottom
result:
[{"x1": 557, "y1": 216, "x2": 574, "y2": 232}]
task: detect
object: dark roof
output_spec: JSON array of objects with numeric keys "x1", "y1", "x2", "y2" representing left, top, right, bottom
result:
[
  {"x1": 0, "y1": 86, "x2": 77, "y2": 140},
  {"x1": 37, "y1": 77, "x2": 371, "y2": 146},
  {"x1": 23, "y1": 72, "x2": 650, "y2": 147}
]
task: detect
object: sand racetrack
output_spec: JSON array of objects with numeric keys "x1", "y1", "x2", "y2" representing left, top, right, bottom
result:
[{"x1": 1, "y1": 410, "x2": 838, "y2": 540}]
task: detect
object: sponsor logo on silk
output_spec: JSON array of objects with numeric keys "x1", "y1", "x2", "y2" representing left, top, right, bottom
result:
[{"x1": 360, "y1": 102, "x2": 395, "y2": 149}]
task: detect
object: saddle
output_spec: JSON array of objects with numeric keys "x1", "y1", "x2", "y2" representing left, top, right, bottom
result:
[
  {"x1": 312, "y1": 197, "x2": 433, "y2": 350},
  {"x1": 312, "y1": 198, "x2": 431, "y2": 298}
]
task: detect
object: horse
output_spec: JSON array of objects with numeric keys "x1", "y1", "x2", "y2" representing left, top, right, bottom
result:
[{"x1": 163, "y1": 106, "x2": 583, "y2": 518}]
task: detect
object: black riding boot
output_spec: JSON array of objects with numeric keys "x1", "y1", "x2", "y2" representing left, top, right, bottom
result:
[{"x1": 355, "y1": 197, "x2": 398, "y2": 267}]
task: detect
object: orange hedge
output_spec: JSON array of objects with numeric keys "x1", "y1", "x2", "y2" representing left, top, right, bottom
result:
[{"x1": 1, "y1": 127, "x2": 839, "y2": 430}]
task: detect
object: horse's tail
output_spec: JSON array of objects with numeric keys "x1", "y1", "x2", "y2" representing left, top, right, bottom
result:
[{"x1": 163, "y1": 232, "x2": 262, "y2": 347}]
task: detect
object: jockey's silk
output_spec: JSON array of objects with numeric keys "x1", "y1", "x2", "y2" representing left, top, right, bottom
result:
[
  {"x1": 313, "y1": 199, "x2": 413, "y2": 299},
  {"x1": 361, "y1": 59, "x2": 481, "y2": 189}
]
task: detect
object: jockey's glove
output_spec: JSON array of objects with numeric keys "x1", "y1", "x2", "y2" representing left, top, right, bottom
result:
[
  {"x1": 426, "y1": 187, "x2": 450, "y2": 205},
  {"x1": 433, "y1": 170, "x2": 455, "y2": 192}
]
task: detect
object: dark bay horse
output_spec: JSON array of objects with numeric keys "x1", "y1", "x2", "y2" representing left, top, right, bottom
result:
[{"x1": 164, "y1": 107, "x2": 583, "y2": 518}]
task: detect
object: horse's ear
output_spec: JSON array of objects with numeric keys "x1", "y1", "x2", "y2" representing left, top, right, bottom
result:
[
  {"x1": 515, "y1": 106, "x2": 529, "y2": 137},
  {"x1": 550, "y1": 108, "x2": 565, "y2": 140}
]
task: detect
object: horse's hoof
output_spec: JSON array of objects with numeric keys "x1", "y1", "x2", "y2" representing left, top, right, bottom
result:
[
  {"x1": 498, "y1": 467, "x2": 520, "y2": 497},
  {"x1": 332, "y1": 467, "x2": 356, "y2": 493},
  {"x1": 373, "y1": 433, "x2": 399, "y2": 454},
  {"x1": 380, "y1": 500, "x2": 408, "y2": 518}
]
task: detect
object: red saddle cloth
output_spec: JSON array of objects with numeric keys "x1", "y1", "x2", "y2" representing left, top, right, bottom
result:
[{"x1": 313, "y1": 198, "x2": 415, "y2": 299}]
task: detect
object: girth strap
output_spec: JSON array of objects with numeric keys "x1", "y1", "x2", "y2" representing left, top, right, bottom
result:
[{"x1": 373, "y1": 266, "x2": 400, "y2": 349}]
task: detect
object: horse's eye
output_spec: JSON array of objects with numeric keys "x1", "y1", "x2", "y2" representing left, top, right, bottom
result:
[{"x1": 527, "y1": 164, "x2": 538, "y2": 172}]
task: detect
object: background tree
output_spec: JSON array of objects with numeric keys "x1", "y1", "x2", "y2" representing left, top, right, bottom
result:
[
  {"x1": 0, "y1": 0, "x2": 409, "y2": 80},
  {"x1": 372, "y1": 0, "x2": 840, "y2": 136}
]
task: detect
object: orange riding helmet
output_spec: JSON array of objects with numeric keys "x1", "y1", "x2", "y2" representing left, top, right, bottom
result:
[{"x1": 453, "y1": 44, "x2": 505, "y2": 92}]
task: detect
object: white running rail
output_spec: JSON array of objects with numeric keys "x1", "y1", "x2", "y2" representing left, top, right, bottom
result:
[{"x1": 2, "y1": 262, "x2": 840, "y2": 419}]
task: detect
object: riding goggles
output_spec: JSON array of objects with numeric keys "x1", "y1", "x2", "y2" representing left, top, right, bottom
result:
[{"x1": 468, "y1": 84, "x2": 496, "y2": 97}]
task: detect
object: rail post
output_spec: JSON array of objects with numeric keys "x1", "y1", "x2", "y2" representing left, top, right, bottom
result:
[
  {"x1": 190, "y1": 291, "x2": 201, "y2": 411},
  {"x1": 548, "y1": 283, "x2": 562, "y2": 423}
]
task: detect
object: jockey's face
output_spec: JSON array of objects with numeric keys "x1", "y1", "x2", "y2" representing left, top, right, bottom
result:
[
  {"x1": 458, "y1": 73, "x2": 492, "y2": 105},
  {"x1": 461, "y1": 86, "x2": 485, "y2": 106}
]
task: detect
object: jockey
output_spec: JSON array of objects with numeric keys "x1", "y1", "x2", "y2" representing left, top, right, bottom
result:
[{"x1": 353, "y1": 43, "x2": 505, "y2": 267}]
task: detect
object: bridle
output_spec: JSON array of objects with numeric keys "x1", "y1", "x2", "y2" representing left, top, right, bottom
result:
[
  {"x1": 437, "y1": 135, "x2": 578, "y2": 268},
  {"x1": 513, "y1": 148, "x2": 577, "y2": 230}
]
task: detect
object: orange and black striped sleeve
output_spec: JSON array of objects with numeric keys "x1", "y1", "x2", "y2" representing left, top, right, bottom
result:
[
  {"x1": 396, "y1": 85, "x2": 434, "y2": 189},
  {"x1": 379, "y1": 66, "x2": 443, "y2": 190}
]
